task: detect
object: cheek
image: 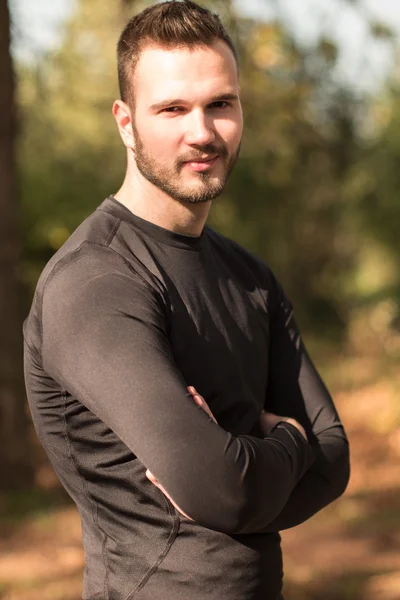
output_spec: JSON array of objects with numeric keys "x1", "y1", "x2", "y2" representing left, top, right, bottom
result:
[
  {"x1": 151, "y1": 119, "x2": 181, "y2": 149},
  {"x1": 143, "y1": 124, "x2": 180, "y2": 159},
  {"x1": 216, "y1": 117, "x2": 243, "y2": 149}
]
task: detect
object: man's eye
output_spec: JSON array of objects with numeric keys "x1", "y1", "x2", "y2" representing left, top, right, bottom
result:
[
  {"x1": 162, "y1": 102, "x2": 231, "y2": 113},
  {"x1": 211, "y1": 101, "x2": 230, "y2": 109},
  {"x1": 163, "y1": 106, "x2": 182, "y2": 113}
]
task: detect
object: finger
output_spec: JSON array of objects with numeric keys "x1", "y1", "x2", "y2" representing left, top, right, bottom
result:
[
  {"x1": 195, "y1": 395, "x2": 218, "y2": 424},
  {"x1": 188, "y1": 388, "x2": 218, "y2": 424},
  {"x1": 193, "y1": 395, "x2": 202, "y2": 406},
  {"x1": 145, "y1": 469, "x2": 159, "y2": 485},
  {"x1": 194, "y1": 394, "x2": 207, "y2": 408}
]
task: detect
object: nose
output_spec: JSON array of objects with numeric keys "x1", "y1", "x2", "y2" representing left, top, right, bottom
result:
[{"x1": 184, "y1": 109, "x2": 216, "y2": 147}]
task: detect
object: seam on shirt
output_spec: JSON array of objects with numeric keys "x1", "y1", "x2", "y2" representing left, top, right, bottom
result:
[
  {"x1": 96, "y1": 501, "x2": 110, "y2": 600},
  {"x1": 60, "y1": 386, "x2": 179, "y2": 600},
  {"x1": 37, "y1": 212, "x2": 122, "y2": 356},
  {"x1": 39, "y1": 228, "x2": 169, "y2": 362},
  {"x1": 97, "y1": 206, "x2": 203, "y2": 252},
  {"x1": 104, "y1": 242, "x2": 172, "y2": 326},
  {"x1": 104, "y1": 216, "x2": 121, "y2": 247},
  {"x1": 123, "y1": 495, "x2": 180, "y2": 600},
  {"x1": 38, "y1": 242, "x2": 88, "y2": 358},
  {"x1": 60, "y1": 390, "x2": 110, "y2": 600},
  {"x1": 39, "y1": 221, "x2": 174, "y2": 596}
]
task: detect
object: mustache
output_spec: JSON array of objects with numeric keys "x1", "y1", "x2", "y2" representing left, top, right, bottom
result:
[{"x1": 177, "y1": 144, "x2": 228, "y2": 165}]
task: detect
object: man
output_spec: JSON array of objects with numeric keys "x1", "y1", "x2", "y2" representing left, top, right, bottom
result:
[{"x1": 23, "y1": 1, "x2": 350, "y2": 599}]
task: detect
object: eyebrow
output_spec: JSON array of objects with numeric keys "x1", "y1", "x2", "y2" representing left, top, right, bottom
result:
[{"x1": 149, "y1": 93, "x2": 239, "y2": 113}]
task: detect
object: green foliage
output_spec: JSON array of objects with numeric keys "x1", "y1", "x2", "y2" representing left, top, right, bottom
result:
[
  {"x1": 360, "y1": 90, "x2": 400, "y2": 259},
  {"x1": 18, "y1": 0, "x2": 131, "y2": 286},
  {"x1": 348, "y1": 85, "x2": 400, "y2": 337},
  {"x1": 15, "y1": 0, "x2": 400, "y2": 342}
]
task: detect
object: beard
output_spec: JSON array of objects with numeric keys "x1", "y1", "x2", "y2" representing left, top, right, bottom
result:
[{"x1": 131, "y1": 121, "x2": 241, "y2": 204}]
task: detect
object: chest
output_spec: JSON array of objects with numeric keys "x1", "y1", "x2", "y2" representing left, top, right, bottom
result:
[{"x1": 163, "y1": 253, "x2": 271, "y2": 434}]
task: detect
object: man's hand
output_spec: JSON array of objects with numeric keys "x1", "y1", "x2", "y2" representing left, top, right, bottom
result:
[
  {"x1": 260, "y1": 410, "x2": 307, "y2": 441},
  {"x1": 145, "y1": 386, "x2": 217, "y2": 519},
  {"x1": 145, "y1": 468, "x2": 194, "y2": 520},
  {"x1": 187, "y1": 390, "x2": 307, "y2": 443},
  {"x1": 187, "y1": 386, "x2": 218, "y2": 424}
]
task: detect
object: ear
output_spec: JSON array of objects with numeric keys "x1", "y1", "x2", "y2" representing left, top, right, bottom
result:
[{"x1": 112, "y1": 99, "x2": 135, "y2": 150}]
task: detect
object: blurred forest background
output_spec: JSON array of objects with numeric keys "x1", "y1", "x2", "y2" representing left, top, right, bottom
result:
[{"x1": 1, "y1": 0, "x2": 400, "y2": 598}]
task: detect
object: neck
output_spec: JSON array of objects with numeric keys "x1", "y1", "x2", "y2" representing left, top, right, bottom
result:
[{"x1": 114, "y1": 155, "x2": 211, "y2": 237}]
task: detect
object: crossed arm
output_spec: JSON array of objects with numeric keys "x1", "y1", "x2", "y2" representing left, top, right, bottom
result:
[
  {"x1": 147, "y1": 273, "x2": 350, "y2": 531},
  {"x1": 146, "y1": 387, "x2": 310, "y2": 522},
  {"x1": 42, "y1": 247, "x2": 349, "y2": 534},
  {"x1": 258, "y1": 288, "x2": 350, "y2": 531},
  {"x1": 150, "y1": 347, "x2": 350, "y2": 533}
]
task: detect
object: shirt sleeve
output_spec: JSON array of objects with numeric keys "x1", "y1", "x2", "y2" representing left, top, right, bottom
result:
[
  {"x1": 40, "y1": 245, "x2": 315, "y2": 535},
  {"x1": 259, "y1": 273, "x2": 350, "y2": 532}
]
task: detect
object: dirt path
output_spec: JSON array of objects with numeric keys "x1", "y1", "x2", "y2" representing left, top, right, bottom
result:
[{"x1": 1, "y1": 363, "x2": 399, "y2": 600}]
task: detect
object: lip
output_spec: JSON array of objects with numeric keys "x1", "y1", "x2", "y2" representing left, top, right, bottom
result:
[{"x1": 184, "y1": 155, "x2": 219, "y2": 172}]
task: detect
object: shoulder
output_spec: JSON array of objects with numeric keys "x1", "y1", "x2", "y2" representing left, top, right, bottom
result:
[
  {"x1": 30, "y1": 222, "x2": 167, "y2": 339},
  {"x1": 36, "y1": 205, "x2": 165, "y2": 304},
  {"x1": 34, "y1": 206, "x2": 120, "y2": 290},
  {"x1": 25, "y1": 205, "x2": 167, "y2": 357}
]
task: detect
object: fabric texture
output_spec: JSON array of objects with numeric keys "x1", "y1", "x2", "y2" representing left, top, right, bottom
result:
[{"x1": 23, "y1": 196, "x2": 350, "y2": 600}]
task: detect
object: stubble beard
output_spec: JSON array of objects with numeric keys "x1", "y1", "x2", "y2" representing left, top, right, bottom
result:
[{"x1": 131, "y1": 121, "x2": 241, "y2": 204}]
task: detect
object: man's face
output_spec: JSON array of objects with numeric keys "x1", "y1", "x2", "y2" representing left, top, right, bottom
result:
[{"x1": 130, "y1": 40, "x2": 243, "y2": 204}]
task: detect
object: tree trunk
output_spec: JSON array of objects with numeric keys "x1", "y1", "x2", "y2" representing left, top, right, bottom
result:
[{"x1": 0, "y1": 0, "x2": 34, "y2": 490}]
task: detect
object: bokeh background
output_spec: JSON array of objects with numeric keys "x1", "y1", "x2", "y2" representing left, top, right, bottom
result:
[{"x1": 1, "y1": 0, "x2": 400, "y2": 598}]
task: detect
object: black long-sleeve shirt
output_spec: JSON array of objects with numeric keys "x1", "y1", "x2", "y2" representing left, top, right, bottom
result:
[{"x1": 23, "y1": 196, "x2": 350, "y2": 600}]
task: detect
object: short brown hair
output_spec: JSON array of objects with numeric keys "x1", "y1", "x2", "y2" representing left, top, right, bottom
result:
[{"x1": 117, "y1": 0, "x2": 238, "y2": 103}]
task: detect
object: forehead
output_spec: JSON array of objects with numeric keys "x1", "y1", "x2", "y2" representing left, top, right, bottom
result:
[{"x1": 133, "y1": 41, "x2": 239, "y2": 106}]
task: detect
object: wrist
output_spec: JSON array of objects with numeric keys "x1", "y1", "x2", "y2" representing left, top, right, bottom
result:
[
  {"x1": 259, "y1": 411, "x2": 283, "y2": 436},
  {"x1": 270, "y1": 419, "x2": 307, "y2": 442}
]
